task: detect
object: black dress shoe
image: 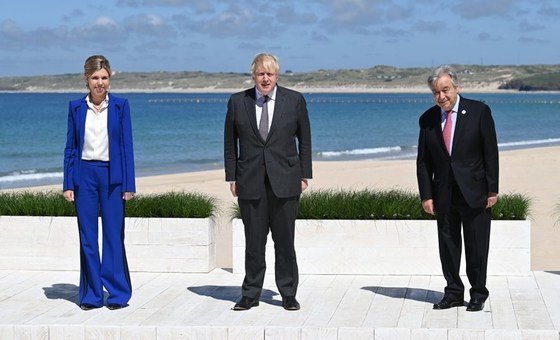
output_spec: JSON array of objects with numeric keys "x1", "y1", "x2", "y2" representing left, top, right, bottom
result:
[
  {"x1": 282, "y1": 296, "x2": 300, "y2": 311},
  {"x1": 79, "y1": 303, "x2": 99, "y2": 311},
  {"x1": 233, "y1": 296, "x2": 259, "y2": 311},
  {"x1": 466, "y1": 298, "x2": 485, "y2": 312},
  {"x1": 107, "y1": 304, "x2": 127, "y2": 310},
  {"x1": 433, "y1": 296, "x2": 464, "y2": 310}
]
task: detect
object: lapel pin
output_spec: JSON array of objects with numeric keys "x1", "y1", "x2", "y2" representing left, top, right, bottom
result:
[{"x1": 461, "y1": 110, "x2": 467, "y2": 114}]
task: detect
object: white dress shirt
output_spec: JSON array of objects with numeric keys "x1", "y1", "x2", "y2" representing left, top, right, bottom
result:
[
  {"x1": 440, "y1": 95, "x2": 460, "y2": 154},
  {"x1": 255, "y1": 86, "x2": 277, "y2": 131},
  {"x1": 82, "y1": 95, "x2": 109, "y2": 161}
]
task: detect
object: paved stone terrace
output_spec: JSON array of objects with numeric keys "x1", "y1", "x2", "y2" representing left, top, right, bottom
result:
[{"x1": 1, "y1": 269, "x2": 559, "y2": 339}]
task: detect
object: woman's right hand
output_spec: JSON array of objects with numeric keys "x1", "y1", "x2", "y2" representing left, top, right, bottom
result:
[{"x1": 63, "y1": 190, "x2": 74, "y2": 202}]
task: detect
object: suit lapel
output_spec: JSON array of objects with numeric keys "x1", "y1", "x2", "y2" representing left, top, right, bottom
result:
[
  {"x1": 431, "y1": 106, "x2": 448, "y2": 155},
  {"x1": 243, "y1": 89, "x2": 261, "y2": 141},
  {"x1": 267, "y1": 86, "x2": 285, "y2": 140},
  {"x1": 77, "y1": 98, "x2": 88, "y2": 151},
  {"x1": 452, "y1": 97, "x2": 468, "y2": 154},
  {"x1": 107, "y1": 94, "x2": 118, "y2": 142}
]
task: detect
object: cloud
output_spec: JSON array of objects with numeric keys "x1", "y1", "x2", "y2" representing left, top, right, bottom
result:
[
  {"x1": 0, "y1": 19, "x2": 69, "y2": 50},
  {"x1": 518, "y1": 36, "x2": 549, "y2": 43},
  {"x1": 62, "y1": 9, "x2": 86, "y2": 22},
  {"x1": 537, "y1": 5, "x2": 560, "y2": 17},
  {"x1": 453, "y1": 0, "x2": 517, "y2": 19},
  {"x1": 318, "y1": 0, "x2": 383, "y2": 28},
  {"x1": 124, "y1": 14, "x2": 176, "y2": 37},
  {"x1": 188, "y1": 41, "x2": 206, "y2": 48},
  {"x1": 310, "y1": 31, "x2": 331, "y2": 43},
  {"x1": 173, "y1": 5, "x2": 281, "y2": 38},
  {"x1": 315, "y1": 0, "x2": 413, "y2": 32},
  {"x1": 384, "y1": 3, "x2": 414, "y2": 21},
  {"x1": 0, "y1": 17, "x2": 127, "y2": 51},
  {"x1": 276, "y1": 6, "x2": 318, "y2": 25},
  {"x1": 413, "y1": 20, "x2": 447, "y2": 33},
  {"x1": 477, "y1": 32, "x2": 501, "y2": 42},
  {"x1": 519, "y1": 21, "x2": 545, "y2": 32},
  {"x1": 132, "y1": 39, "x2": 176, "y2": 53},
  {"x1": 117, "y1": 0, "x2": 214, "y2": 13},
  {"x1": 374, "y1": 27, "x2": 411, "y2": 41},
  {"x1": 0, "y1": 19, "x2": 23, "y2": 41},
  {"x1": 238, "y1": 41, "x2": 265, "y2": 50},
  {"x1": 74, "y1": 16, "x2": 126, "y2": 43}
]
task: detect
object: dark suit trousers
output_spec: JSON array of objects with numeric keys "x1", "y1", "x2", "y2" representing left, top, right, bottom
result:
[
  {"x1": 238, "y1": 176, "x2": 300, "y2": 299},
  {"x1": 436, "y1": 181, "x2": 491, "y2": 301}
]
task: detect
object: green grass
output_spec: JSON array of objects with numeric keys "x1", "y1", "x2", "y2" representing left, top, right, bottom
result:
[
  {"x1": 0, "y1": 191, "x2": 75, "y2": 216},
  {"x1": 0, "y1": 189, "x2": 529, "y2": 220},
  {"x1": 126, "y1": 192, "x2": 216, "y2": 218},
  {"x1": 0, "y1": 191, "x2": 216, "y2": 218},
  {"x1": 232, "y1": 189, "x2": 530, "y2": 220},
  {"x1": 499, "y1": 72, "x2": 560, "y2": 91},
  {"x1": 491, "y1": 193, "x2": 531, "y2": 220},
  {"x1": 298, "y1": 189, "x2": 428, "y2": 220}
]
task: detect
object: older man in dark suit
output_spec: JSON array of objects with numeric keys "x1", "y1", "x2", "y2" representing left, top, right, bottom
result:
[
  {"x1": 417, "y1": 65, "x2": 499, "y2": 312},
  {"x1": 224, "y1": 53, "x2": 312, "y2": 311}
]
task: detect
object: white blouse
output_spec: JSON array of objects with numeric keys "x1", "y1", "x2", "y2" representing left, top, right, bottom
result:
[{"x1": 81, "y1": 95, "x2": 109, "y2": 161}]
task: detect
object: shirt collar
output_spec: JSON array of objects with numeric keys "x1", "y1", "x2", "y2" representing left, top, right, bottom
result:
[
  {"x1": 255, "y1": 86, "x2": 277, "y2": 103},
  {"x1": 86, "y1": 94, "x2": 109, "y2": 111},
  {"x1": 440, "y1": 95, "x2": 460, "y2": 124},
  {"x1": 441, "y1": 94, "x2": 460, "y2": 115}
]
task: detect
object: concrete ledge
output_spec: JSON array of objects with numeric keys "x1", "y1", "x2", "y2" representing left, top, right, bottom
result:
[
  {"x1": 0, "y1": 215, "x2": 215, "y2": 273},
  {"x1": 232, "y1": 219, "x2": 531, "y2": 275},
  {"x1": 0, "y1": 326, "x2": 556, "y2": 339}
]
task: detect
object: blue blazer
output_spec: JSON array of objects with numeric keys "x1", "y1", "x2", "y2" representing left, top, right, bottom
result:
[{"x1": 63, "y1": 93, "x2": 136, "y2": 192}]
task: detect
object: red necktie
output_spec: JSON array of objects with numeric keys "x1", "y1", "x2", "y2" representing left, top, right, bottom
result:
[{"x1": 443, "y1": 110, "x2": 453, "y2": 154}]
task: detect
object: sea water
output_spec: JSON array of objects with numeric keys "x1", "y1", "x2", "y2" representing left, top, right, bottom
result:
[{"x1": 1, "y1": 92, "x2": 559, "y2": 189}]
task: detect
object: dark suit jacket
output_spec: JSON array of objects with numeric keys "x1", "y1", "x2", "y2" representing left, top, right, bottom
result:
[
  {"x1": 63, "y1": 93, "x2": 136, "y2": 192},
  {"x1": 416, "y1": 96, "x2": 498, "y2": 212},
  {"x1": 224, "y1": 86, "x2": 312, "y2": 199}
]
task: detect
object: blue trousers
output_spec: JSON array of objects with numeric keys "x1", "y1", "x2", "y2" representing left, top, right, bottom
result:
[{"x1": 74, "y1": 160, "x2": 132, "y2": 307}]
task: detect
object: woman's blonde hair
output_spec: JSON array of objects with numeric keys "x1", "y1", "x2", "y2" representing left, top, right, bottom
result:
[{"x1": 84, "y1": 55, "x2": 112, "y2": 78}]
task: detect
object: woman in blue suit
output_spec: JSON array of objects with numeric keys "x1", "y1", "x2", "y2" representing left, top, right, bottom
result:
[{"x1": 63, "y1": 55, "x2": 135, "y2": 311}]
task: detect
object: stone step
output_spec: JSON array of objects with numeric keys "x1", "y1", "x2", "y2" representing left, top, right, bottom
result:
[{"x1": 0, "y1": 269, "x2": 558, "y2": 339}]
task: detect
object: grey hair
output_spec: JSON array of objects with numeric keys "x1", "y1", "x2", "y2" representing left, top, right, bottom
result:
[{"x1": 427, "y1": 65, "x2": 459, "y2": 90}]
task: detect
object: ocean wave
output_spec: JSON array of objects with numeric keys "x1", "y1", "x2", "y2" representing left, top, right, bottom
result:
[
  {"x1": 498, "y1": 138, "x2": 560, "y2": 148},
  {"x1": 318, "y1": 146, "x2": 402, "y2": 157},
  {"x1": 0, "y1": 171, "x2": 63, "y2": 183}
]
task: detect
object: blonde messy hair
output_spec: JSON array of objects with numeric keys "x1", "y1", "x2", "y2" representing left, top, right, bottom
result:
[{"x1": 250, "y1": 53, "x2": 280, "y2": 76}]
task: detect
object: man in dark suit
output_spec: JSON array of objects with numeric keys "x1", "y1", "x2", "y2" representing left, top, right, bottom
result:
[
  {"x1": 224, "y1": 53, "x2": 312, "y2": 311},
  {"x1": 416, "y1": 65, "x2": 499, "y2": 312}
]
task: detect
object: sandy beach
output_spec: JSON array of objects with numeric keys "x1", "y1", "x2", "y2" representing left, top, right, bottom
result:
[
  {"x1": 3, "y1": 82, "x2": 528, "y2": 94},
  {"x1": 10, "y1": 145, "x2": 559, "y2": 271}
]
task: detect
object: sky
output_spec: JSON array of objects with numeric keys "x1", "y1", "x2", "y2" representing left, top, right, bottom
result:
[{"x1": 1, "y1": 0, "x2": 560, "y2": 76}]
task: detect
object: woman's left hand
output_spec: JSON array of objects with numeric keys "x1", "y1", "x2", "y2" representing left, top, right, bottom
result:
[{"x1": 123, "y1": 192, "x2": 135, "y2": 201}]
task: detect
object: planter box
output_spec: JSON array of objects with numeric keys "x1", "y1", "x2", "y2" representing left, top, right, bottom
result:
[
  {"x1": 232, "y1": 219, "x2": 530, "y2": 275},
  {"x1": 0, "y1": 216, "x2": 215, "y2": 273}
]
